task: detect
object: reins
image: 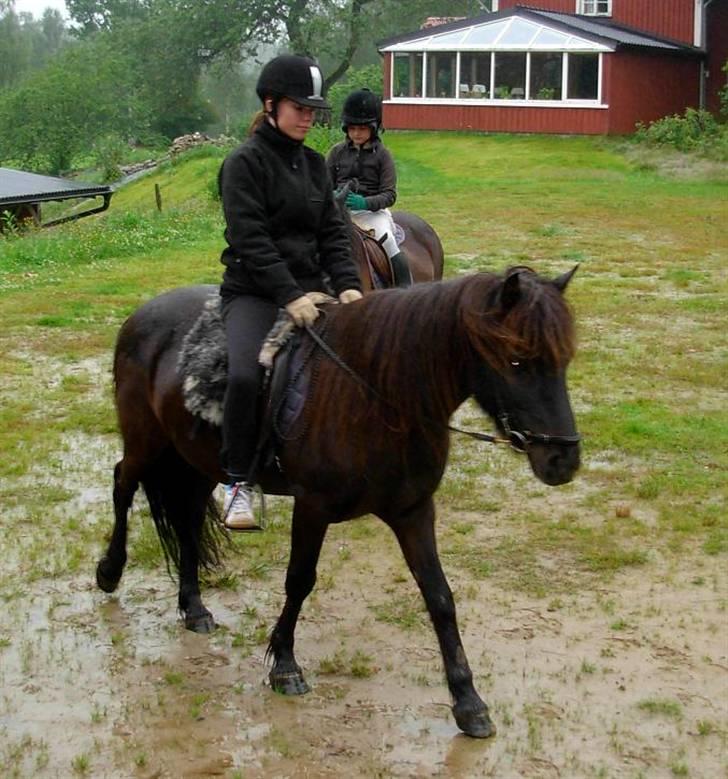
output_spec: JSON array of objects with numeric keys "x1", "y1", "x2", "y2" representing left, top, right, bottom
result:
[{"x1": 304, "y1": 318, "x2": 580, "y2": 454}]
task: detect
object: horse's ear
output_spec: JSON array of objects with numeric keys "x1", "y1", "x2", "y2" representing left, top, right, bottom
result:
[
  {"x1": 553, "y1": 264, "x2": 579, "y2": 293},
  {"x1": 500, "y1": 269, "x2": 522, "y2": 310}
]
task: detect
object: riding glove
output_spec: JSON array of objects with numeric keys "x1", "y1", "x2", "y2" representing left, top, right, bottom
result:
[
  {"x1": 338, "y1": 289, "x2": 363, "y2": 304},
  {"x1": 285, "y1": 295, "x2": 319, "y2": 327},
  {"x1": 345, "y1": 192, "x2": 367, "y2": 211}
]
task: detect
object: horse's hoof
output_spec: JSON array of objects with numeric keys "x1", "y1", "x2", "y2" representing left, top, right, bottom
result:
[
  {"x1": 269, "y1": 668, "x2": 310, "y2": 696},
  {"x1": 95, "y1": 557, "x2": 122, "y2": 593},
  {"x1": 452, "y1": 703, "x2": 497, "y2": 739},
  {"x1": 184, "y1": 611, "x2": 216, "y2": 634}
]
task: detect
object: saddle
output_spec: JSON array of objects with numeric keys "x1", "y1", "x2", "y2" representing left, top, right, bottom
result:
[
  {"x1": 355, "y1": 224, "x2": 393, "y2": 288},
  {"x1": 354, "y1": 221, "x2": 407, "y2": 289},
  {"x1": 177, "y1": 293, "x2": 326, "y2": 475}
]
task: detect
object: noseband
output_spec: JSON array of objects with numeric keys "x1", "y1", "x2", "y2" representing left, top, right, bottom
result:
[{"x1": 448, "y1": 413, "x2": 580, "y2": 455}]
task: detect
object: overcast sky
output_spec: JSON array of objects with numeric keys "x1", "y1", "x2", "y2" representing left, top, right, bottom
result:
[{"x1": 13, "y1": 0, "x2": 68, "y2": 18}]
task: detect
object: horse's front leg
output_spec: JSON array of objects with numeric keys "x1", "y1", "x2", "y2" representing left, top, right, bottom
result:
[
  {"x1": 268, "y1": 502, "x2": 328, "y2": 695},
  {"x1": 389, "y1": 497, "x2": 496, "y2": 739}
]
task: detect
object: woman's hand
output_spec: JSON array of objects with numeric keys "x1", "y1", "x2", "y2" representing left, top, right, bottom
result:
[
  {"x1": 285, "y1": 295, "x2": 319, "y2": 327},
  {"x1": 338, "y1": 289, "x2": 363, "y2": 304}
]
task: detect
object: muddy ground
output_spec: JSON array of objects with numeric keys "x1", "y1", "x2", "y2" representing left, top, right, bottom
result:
[
  {"x1": 3, "y1": 488, "x2": 726, "y2": 777},
  {"x1": 1, "y1": 367, "x2": 726, "y2": 779}
]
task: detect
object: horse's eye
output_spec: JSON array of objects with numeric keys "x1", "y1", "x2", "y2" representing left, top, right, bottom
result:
[{"x1": 510, "y1": 360, "x2": 520, "y2": 368}]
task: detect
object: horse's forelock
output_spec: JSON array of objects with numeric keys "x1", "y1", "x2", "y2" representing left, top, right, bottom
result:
[{"x1": 461, "y1": 270, "x2": 575, "y2": 373}]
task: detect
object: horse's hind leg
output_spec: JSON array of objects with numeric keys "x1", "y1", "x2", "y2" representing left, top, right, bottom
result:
[
  {"x1": 96, "y1": 459, "x2": 138, "y2": 593},
  {"x1": 143, "y1": 451, "x2": 220, "y2": 633},
  {"x1": 268, "y1": 502, "x2": 329, "y2": 694},
  {"x1": 173, "y1": 474, "x2": 219, "y2": 634},
  {"x1": 388, "y1": 497, "x2": 495, "y2": 739}
]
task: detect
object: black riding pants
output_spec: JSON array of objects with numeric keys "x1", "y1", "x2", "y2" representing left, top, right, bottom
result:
[{"x1": 221, "y1": 293, "x2": 279, "y2": 482}]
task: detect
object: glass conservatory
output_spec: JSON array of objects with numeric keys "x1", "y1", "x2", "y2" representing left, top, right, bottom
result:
[{"x1": 382, "y1": 15, "x2": 610, "y2": 106}]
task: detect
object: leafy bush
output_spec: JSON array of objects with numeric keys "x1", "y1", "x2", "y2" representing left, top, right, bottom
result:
[
  {"x1": 721, "y1": 61, "x2": 728, "y2": 121},
  {"x1": 93, "y1": 134, "x2": 127, "y2": 182},
  {"x1": 304, "y1": 124, "x2": 341, "y2": 156},
  {"x1": 634, "y1": 108, "x2": 728, "y2": 161}
]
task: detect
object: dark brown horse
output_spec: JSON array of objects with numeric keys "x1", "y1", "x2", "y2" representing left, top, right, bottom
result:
[{"x1": 97, "y1": 266, "x2": 580, "y2": 738}]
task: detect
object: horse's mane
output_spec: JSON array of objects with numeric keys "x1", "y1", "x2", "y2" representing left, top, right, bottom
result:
[{"x1": 304, "y1": 268, "x2": 575, "y2": 447}]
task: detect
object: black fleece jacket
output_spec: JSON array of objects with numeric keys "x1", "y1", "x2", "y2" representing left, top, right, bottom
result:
[
  {"x1": 326, "y1": 137, "x2": 397, "y2": 212},
  {"x1": 219, "y1": 121, "x2": 361, "y2": 306}
]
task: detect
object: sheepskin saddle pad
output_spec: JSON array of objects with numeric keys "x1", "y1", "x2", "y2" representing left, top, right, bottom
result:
[{"x1": 176, "y1": 292, "x2": 330, "y2": 434}]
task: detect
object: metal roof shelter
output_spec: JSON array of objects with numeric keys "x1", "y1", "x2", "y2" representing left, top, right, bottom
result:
[{"x1": 0, "y1": 168, "x2": 113, "y2": 228}]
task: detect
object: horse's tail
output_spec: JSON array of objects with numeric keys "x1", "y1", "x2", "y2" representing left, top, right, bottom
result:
[{"x1": 140, "y1": 447, "x2": 227, "y2": 578}]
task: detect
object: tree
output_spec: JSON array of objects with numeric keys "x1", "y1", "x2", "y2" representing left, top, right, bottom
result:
[
  {"x1": 65, "y1": 0, "x2": 480, "y2": 95},
  {"x1": 0, "y1": 7, "x2": 68, "y2": 90},
  {"x1": 0, "y1": 35, "x2": 145, "y2": 172}
]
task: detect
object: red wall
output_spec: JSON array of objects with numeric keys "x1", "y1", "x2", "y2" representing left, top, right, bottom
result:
[
  {"x1": 382, "y1": 102, "x2": 610, "y2": 135},
  {"x1": 605, "y1": 51, "x2": 701, "y2": 133},
  {"x1": 706, "y1": 1, "x2": 728, "y2": 115},
  {"x1": 498, "y1": 0, "x2": 697, "y2": 45}
]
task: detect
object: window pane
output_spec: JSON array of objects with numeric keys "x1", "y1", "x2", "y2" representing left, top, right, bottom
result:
[
  {"x1": 460, "y1": 53, "x2": 491, "y2": 98},
  {"x1": 567, "y1": 53, "x2": 598, "y2": 99},
  {"x1": 466, "y1": 21, "x2": 504, "y2": 46},
  {"x1": 530, "y1": 52, "x2": 562, "y2": 100},
  {"x1": 581, "y1": 0, "x2": 611, "y2": 14},
  {"x1": 499, "y1": 18, "x2": 540, "y2": 46},
  {"x1": 426, "y1": 52, "x2": 456, "y2": 98},
  {"x1": 494, "y1": 52, "x2": 526, "y2": 99},
  {"x1": 393, "y1": 53, "x2": 423, "y2": 98}
]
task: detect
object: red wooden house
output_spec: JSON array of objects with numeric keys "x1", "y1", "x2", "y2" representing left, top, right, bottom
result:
[{"x1": 378, "y1": 1, "x2": 727, "y2": 135}]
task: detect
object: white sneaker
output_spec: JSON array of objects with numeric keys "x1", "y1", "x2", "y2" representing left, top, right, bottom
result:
[{"x1": 223, "y1": 483, "x2": 260, "y2": 531}]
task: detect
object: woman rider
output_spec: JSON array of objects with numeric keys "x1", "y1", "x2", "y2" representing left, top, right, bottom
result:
[
  {"x1": 327, "y1": 88, "x2": 412, "y2": 287},
  {"x1": 219, "y1": 54, "x2": 363, "y2": 530}
]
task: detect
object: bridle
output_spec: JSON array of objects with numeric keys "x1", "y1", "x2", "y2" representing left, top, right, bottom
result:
[
  {"x1": 448, "y1": 414, "x2": 580, "y2": 454},
  {"x1": 304, "y1": 320, "x2": 581, "y2": 455}
]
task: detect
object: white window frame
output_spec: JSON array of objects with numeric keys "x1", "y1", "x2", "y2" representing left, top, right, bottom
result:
[
  {"x1": 577, "y1": 0, "x2": 612, "y2": 16},
  {"x1": 389, "y1": 51, "x2": 605, "y2": 108}
]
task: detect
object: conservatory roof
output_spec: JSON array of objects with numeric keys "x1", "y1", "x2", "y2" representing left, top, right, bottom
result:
[{"x1": 379, "y1": 7, "x2": 700, "y2": 54}]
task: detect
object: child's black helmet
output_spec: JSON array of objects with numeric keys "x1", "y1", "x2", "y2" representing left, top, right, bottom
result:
[
  {"x1": 341, "y1": 88, "x2": 382, "y2": 131},
  {"x1": 256, "y1": 55, "x2": 329, "y2": 109}
]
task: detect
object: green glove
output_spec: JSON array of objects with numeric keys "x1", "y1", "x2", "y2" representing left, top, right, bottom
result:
[{"x1": 345, "y1": 192, "x2": 367, "y2": 211}]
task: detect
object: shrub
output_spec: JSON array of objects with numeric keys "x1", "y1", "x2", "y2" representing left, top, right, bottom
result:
[
  {"x1": 304, "y1": 124, "x2": 341, "y2": 156},
  {"x1": 634, "y1": 108, "x2": 728, "y2": 161},
  {"x1": 93, "y1": 134, "x2": 127, "y2": 182}
]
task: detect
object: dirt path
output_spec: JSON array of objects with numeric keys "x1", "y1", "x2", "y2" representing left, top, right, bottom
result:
[
  {"x1": 2, "y1": 486, "x2": 726, "y2": 778},
  {"x1": 1, "y1": 354, "x2": 726, "y2": 778}
]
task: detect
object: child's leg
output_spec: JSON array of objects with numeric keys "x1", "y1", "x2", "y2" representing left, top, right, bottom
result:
[{"x1": 352, "y1": 210, "x2": 399, "y2": 257}]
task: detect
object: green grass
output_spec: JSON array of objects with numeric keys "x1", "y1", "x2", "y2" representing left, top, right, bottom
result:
[{"x1": 0, "y1": 135, "x2": 726, "y2": 596}]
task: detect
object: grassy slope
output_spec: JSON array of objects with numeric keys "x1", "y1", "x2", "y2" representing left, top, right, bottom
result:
[{"x1": 0, "y1": 133, "x2": 726, "y2": 589}]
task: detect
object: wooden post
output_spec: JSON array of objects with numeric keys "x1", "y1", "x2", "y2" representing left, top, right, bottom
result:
[{"x1": 154, "y1": 183, "x2": 162, "y2": 212}]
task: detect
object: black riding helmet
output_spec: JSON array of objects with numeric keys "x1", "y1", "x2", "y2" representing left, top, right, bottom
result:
[
  {"x1": 341, "y1": 88, "x2": 382, "y2": 133},
  {"x1": 256, "y1": 54, "x2": 330, "y2": 110}
]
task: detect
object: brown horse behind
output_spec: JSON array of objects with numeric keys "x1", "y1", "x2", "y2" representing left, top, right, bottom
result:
[{"x1": 350, "y1": 210, "x2": 444, "y2": 290}]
